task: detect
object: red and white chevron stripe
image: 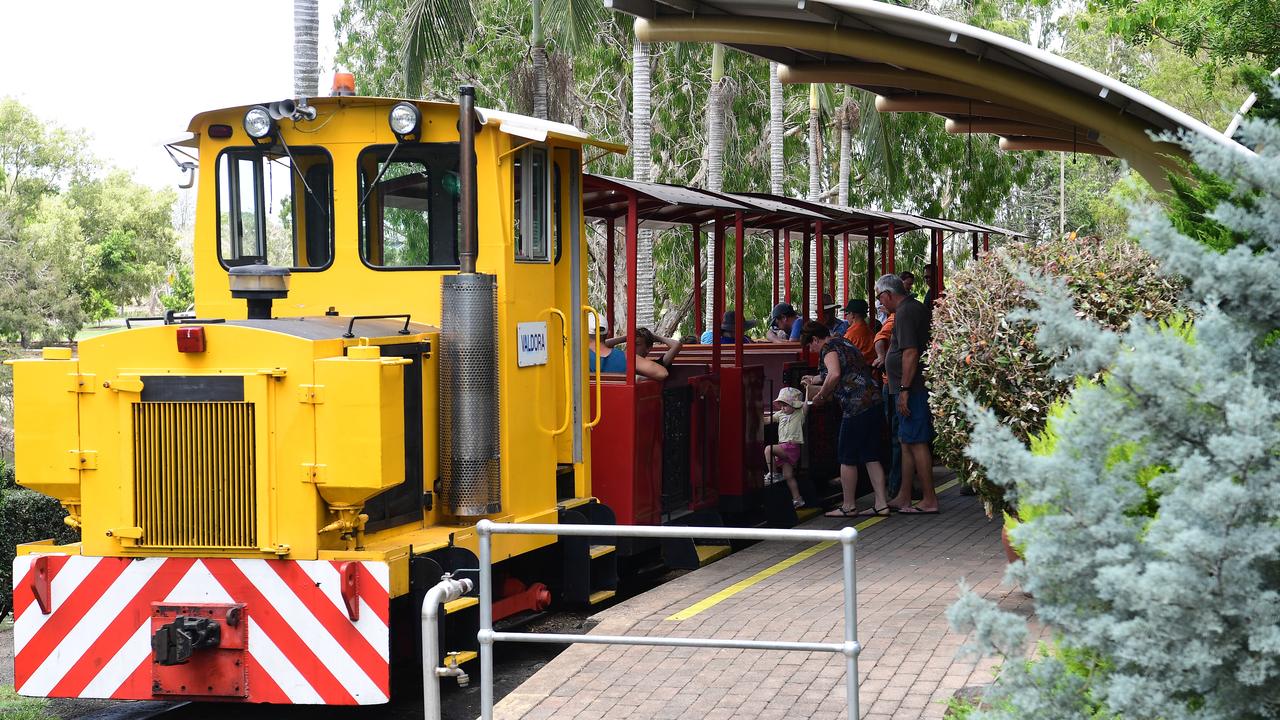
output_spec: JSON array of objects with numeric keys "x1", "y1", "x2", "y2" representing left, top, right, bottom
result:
[{"x1": 11, "y1": 554, "x2": 390, "y2": 704}]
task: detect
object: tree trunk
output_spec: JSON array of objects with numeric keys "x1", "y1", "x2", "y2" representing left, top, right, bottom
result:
[
  {"x1": 837, "y1": 86, "x2": 852, "y2": 302},
  {"x1": 770, "y1": 62, "x2": 785, "y2": 302},
  {"x1": 531, "y1": 0, "x2": 548, "y2": 120},
  {"x1": 633, "y1": 36, "x2": 654, "y2": 329},
  {"x1": 293, "y1": 0, "x2": 320, "y2": 98},
  {"x1": 808, "y1": 84, "x2": 821, "y2": 314},
  {"x1": 704, "y1": 43, "x2": 726, "y2": 331}
]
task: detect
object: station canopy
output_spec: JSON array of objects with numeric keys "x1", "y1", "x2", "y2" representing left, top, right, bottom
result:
[
  {"x1": 583, "y1": 174, "x2": 1020, "y2": 237},
  {"x1": 605, "y1": 0, "x2": 1249, "y2": 189}
]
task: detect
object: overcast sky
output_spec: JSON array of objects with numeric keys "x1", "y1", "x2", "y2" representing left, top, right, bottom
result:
[{"x1": 0, "y1": 0, "x2": 342, "y2": 190}]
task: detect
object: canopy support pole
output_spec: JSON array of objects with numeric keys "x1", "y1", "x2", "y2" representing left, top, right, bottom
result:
[
  {"x1": 606, "y1": 218, "x2": 616, "y2": 336},
  {"x1": 734, "y1": 211, "x2": 745, "y2": 367},
  {"x1": 625, "y1": 192, "x2": 638, "y2": 387},
  {"x1": 887, "y1": 223, "x2": 896, "y2": 275}
]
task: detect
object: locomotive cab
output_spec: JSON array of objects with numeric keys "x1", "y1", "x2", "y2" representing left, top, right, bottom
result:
[{"x1": 8, "y1": 89, "x2": 624, "y2": 705}]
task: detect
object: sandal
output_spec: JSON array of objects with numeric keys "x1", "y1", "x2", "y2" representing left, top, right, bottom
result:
[
  {"x1": 855, "y1": 505, "x2": 891, "y2": 517},
  {"x1": 792, "y1": 498, "x2": 805, "y2": 508},
  {"x1": 897, "y1": 505, "x2": 939, "y2": 515},
  {"x1": 824, "y1": 506, "x2": 859, "y2": 518}
]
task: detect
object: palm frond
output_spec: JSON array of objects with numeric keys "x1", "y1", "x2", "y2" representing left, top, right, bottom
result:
[
  {"x1": 400, "y1": 0, "x2": 477, "y2": 97},
  {"x1": 544, "y1": 0, "x2": 606, "y2": 51},
  {"x1": 854, "y1": 88, "x2": 897, "y2": 195}
]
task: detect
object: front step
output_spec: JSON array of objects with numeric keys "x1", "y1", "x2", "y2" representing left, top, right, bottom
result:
[
  {"x1": 444, "y1": 596, "x2": 479, "y2": 614},
  {"x1": 560, "y1": 501, "x2": 619, "y2": 607},
  {"x1": 588, "y1": 589, "x2": 617, "y2": 605},
  {"x1": 695, "y1": 544, "x2": 731, "y2": 566}
]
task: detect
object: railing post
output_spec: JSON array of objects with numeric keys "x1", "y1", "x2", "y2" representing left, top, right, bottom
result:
[
  {"x1": 478, "y1": 519, "x2": 495, "y2": 720},
  {"x1": 840, "y1": 526, "x2": 860, "y2": 719}
]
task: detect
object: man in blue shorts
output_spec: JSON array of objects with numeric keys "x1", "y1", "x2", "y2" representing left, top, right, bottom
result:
[{"x1": 877, "y1": 274, "x2": 938, "y2": 514}]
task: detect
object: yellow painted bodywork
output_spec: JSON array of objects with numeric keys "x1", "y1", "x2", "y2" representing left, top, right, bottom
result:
[{"x1": 11, "y1": 96, "x2": 623, "y2": 597}]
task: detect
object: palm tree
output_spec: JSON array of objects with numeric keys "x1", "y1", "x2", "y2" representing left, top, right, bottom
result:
[
  {"x1": 531, "y1": 0, "x2": 548, "y2": 118},
  {"x1": 294, "y1": 0, "x2": 320, "y2": 97},
  {"x1": 632, "y1": 33, "x2": 654, "y2": 328},
  {"x1": 770, "y1": 62, "x2": 784, "y2": 303},
  {"x1": 399, "y1": 0, "x2": 601, "y2": 111},
  {"x1": 808, "y1": 83, "x2": 821, "y2": 314},
  {"x1": 836, "y1": 85, "x2": 852, "y2": 302},
  {"x1": 704, "y1": 42, "x2": 726, "y2": 330}
]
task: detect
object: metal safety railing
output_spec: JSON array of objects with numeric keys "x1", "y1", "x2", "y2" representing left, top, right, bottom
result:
[{"x1": 474, "y1": 520, "x2": 862, "y2": 720}]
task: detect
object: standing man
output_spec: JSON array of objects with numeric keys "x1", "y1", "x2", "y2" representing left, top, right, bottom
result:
[{"x1": 877, "y1": 274, "x2": 938, "y2": 514}]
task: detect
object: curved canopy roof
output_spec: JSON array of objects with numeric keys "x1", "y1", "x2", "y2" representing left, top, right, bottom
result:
[{"x1": 607, "y1": 0, "x2": 1249, "y2": 188}]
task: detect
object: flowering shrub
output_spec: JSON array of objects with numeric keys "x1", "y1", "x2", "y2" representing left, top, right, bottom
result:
[{"x1": 928, "y1": 236, "x2": 1182, "y2": 516}]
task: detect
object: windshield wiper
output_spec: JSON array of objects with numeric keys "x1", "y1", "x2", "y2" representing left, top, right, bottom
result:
[{"x1": 274, "y1": 133, "x2": 329, "y2": 222}]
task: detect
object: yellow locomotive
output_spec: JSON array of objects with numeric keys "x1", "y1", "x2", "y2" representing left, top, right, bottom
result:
[{"x1": 9, "y1": 83, "x2": 622, "y2": 704}]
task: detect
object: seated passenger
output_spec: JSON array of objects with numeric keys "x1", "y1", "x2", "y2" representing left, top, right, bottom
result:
[
  {"x1": 765, "y1": 302, "x2": 801, "y2": 342},
  {"x1": 698, "y1": 310, "x2": 757, "y2": 344},
  {"x1": 634, "y1": 327, "x2": 684, "y2": 369},
  {"x1": 588, "y1": 326, "x2": 671, "y2": 381}
]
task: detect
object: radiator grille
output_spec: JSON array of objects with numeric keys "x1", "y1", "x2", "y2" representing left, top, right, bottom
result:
[{"x1": 133, "y1": 402, "x2": 258, "y2": 549}]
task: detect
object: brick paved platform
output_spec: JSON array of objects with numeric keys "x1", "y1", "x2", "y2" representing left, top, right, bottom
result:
[{"x1": 494, "y1": 472, "x2": 1037, "y2": 719}]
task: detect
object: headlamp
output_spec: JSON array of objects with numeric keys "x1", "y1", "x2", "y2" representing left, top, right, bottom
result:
[
  {"x1": 243, "y1": 106, "x2": 275, "y2": 139},
  {"x1": 389, "y1": 102, "x2": 421, "y2": 139}
]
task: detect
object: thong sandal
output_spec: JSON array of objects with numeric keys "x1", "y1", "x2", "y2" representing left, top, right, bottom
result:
[
  {"x1": 855, "y1": 505, "x2": 892, "y2": 517},
  {"x1": 824, "y1": 506, "x2": 859, "y2": 518},
  {"x1": 897, "y1": 506, "x2": 939, "y2": 515}
]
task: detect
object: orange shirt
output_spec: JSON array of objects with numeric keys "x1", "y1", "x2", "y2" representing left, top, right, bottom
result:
[
  {"x1": 873, "y1": 313, "x2": 895, "y2": 353},
  {"x1": 872, "y1": 314, "x2": 895, "y2": 382},
  {"x1": 843, "y1": 319, "x2": 875, "y2": 363}
]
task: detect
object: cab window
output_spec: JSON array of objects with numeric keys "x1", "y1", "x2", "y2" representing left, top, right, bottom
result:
[
  {"x1": 215, "y1": 147, "x2": 332, "y2": 269},
  {"x1": 359, "y1": 143, "x2": 460, "y2": 269},
  {"x1": 513, "y1": 146, "x2": 550, "y2": 262}
]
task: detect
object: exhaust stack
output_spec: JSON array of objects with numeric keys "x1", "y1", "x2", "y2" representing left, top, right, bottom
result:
[{"x1": 439, "y1": 86, "x2": 500, "y2": 516}]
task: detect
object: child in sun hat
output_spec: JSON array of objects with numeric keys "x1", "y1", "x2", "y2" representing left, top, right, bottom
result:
[{"x1": 764, "y1": 386, "x2": 808, "y2": 508}]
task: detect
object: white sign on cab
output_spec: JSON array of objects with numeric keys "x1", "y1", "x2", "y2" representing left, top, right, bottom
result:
[{"x1": 516, "y1": 321, "x2": 549, "y2": 367}]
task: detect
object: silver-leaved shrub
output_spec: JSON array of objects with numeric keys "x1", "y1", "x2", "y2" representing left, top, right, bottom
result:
[{"x1": 947, "y1": 112, "x2": 1280, "y2": 719}]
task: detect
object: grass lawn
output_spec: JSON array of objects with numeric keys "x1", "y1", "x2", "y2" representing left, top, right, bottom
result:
[
  {"x1": 0, "y1": 685, "x2": 55, "y2": 720},
  {"x1": 73, "y1": 324, "x2": 126, "y2": 342}
]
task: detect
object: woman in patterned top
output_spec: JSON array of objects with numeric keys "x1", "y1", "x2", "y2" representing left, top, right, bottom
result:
[{"x1": 799, "y1": 321, "x2": 890, "y2": 518}]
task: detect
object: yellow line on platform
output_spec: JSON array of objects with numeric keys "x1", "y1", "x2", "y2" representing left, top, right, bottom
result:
[{"x1": 665, "y1": 477, "x2": 961, "y2": 622}]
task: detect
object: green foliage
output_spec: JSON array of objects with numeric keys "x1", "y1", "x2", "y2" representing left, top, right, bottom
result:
[
  {"x1": 160, "y1": 264, "x2": 195, "y2": 312},
  {"x1": 0, "y1": 686, "x2": 56, "y2": 720},
  {"x1": 0, "y1": 101, "x2": 179, "y2": 343},
  {"x1": 928, "y1": 236, "x2": 1183, "y2": 516},
  {"x1": 1081, "y1": 0, "x2": 1280, "y2": 73},
  {"x1": 948, "y1": 111, "x2": 1280, "y2": 719},
  {"x1": 0, "y1": 460, "x2": 78, "y2": 618}
]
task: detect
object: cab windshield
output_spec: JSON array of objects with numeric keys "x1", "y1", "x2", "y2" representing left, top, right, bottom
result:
[{"x1": 216, "y1": 146, "x2": 333, "y2": 270}]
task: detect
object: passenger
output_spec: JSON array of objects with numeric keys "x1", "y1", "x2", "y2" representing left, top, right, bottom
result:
[
  {"x1": 763, "y1": 387, "x2": 807, "y2": 509},
  {"x1": 765, "y1": 302, "x2": 801, "y2": 342},
  {"x1": 698, "y1": 311, "x2": 757, "y2": 344},
  {"x1": 841, "y1": 299, "x2": 874, "y2": 362},
  {"x1": 798, "y1": 321, "x2": 890, "y2": 518},
  {"x1": 871, "y1": 299, "x2": 901, "y2": 499},
  {"x1": 634, "y1": 327, "x2": 683, "y2": 369},
  {"x1": 588, "y1": 326, "x2": 671, "y2": 382},
  {"x1": 878, "y1": 274, "x2": 938, "y2": 514},
  {"x1": 822, "y1": 294, "x2": 847, "y2": 335},
  {"x1": 899, "y1": 270, "x2": 916, "y2": 295}
]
